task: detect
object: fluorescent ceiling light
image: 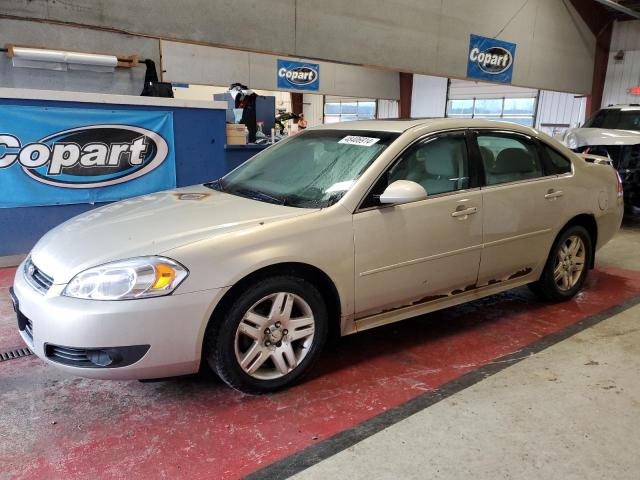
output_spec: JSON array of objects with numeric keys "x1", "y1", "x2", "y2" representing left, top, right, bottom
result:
[{"x1": 10, "y1": 46, "x2": 118, "y2": 72}]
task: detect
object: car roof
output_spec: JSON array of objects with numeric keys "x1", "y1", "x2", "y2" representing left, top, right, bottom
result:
[{"x1": 311, "y1": 117, "x2": 539, "y2": 136}]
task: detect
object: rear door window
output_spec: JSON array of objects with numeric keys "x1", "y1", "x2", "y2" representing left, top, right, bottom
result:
[{"x1": 476, "y1": 134, "x2": 543, "y2": 186}]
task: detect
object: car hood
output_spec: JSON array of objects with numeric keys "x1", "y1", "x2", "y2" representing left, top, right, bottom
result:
[
  {"x1": 559, "y1": 128, "x2": 640, "y2": 148},
  {"x1": 30, "y1": 185, "x2": 317, "y2": 284}
]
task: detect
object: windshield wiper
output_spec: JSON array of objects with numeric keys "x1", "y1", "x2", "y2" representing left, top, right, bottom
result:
[
  {"x1": 204, "y1": 179, "x2": 226, "y2": 192},
  {"x1": 233, "y1": 188, "x2": 288, "y2": 206}
]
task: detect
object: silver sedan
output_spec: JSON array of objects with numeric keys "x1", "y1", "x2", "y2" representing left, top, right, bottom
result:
[{"x1": 12, "y1": 119, "x2": 624, "y2": 393}]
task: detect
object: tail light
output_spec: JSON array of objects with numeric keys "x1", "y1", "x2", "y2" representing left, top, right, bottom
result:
[{"x1": 615, "y1": 170, "x2": 624, "y2": 198}]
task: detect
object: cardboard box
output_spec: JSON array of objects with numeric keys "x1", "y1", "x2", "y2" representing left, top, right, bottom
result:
[
  {"x1": 226, "y1": 124, "x2": 246, "y2": 135},
  {"x1": 226, "y1": 123, "x2": 247, "y2": 145},
  {"x1": 226, "y1": 135, "x2": 247, "y2": 145}
]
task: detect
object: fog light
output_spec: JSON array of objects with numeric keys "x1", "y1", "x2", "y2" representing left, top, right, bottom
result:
[{"x1": 87, "y1": 349, "x2": 122, "y2": 367}]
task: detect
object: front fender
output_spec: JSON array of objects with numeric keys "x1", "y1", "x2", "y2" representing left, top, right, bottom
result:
[{"x1": 163, "y1": 206, "x2": 355, "y2": 320}]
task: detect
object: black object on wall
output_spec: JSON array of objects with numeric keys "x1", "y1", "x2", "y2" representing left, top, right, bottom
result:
[{"x1": 140, "y1": 59, "x2": 174, "y2": 98}]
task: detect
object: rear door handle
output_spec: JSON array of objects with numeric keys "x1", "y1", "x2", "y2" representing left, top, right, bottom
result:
[
  {"x1": 545, "y1": 189, "x2": 564, "y2": 200},
  {"x1": 451, "y1": 206, "x2": 478, "y2": 218}
]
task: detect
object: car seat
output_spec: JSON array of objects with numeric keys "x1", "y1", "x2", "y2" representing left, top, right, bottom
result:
[
  {"x1": 479, "y1": 146, "x2": 495, "y2": 169},
  {"x1": 486, "y1": 148, "x2": 538, "y2": 185}
]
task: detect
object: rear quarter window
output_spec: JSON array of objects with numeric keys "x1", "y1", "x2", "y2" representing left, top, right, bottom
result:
[{"x1": 543, "y1": 145, "x2": 572, "y2": 174}]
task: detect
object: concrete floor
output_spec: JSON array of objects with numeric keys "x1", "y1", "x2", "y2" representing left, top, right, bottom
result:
[
  {"x1": 293, "y1": 303, "x2": 640, "y2": 480},
  {"x1": 0, "y1": 217, "x2": 639, "y2": 479}
]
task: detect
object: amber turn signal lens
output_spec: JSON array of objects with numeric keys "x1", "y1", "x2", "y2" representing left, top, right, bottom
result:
[{"x1": 152, "y1": 264, "x2": 176, "y2": 290}]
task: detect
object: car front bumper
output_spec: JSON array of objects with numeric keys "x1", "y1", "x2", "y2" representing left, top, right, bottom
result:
[{"x1": 12, "y1": 263, "x2": 226, "y2": 380}]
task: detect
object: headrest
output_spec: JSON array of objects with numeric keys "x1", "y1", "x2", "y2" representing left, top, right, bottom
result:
[
  {"x1": 492, "y1": 148, "x2": 534, "y2": 174},
  {"x1": 423, "y1": 141, "x2": 459, "y2": 177},
  {"x1": 479, "y1": 146, "x2": 495, "y2": 165}
]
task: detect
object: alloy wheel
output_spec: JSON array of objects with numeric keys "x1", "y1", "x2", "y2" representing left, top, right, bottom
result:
[
  {"x1": 234, "y1": 292, "x2": 315, "y2": 380},
  {"x1": 554, "y1": 235, "x2": 586, "y2": 291}
]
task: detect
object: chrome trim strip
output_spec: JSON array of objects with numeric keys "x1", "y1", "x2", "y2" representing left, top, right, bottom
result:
[
  {"x1": 355, "y1": 186, "x2": 482, "y2": 213},
  {"x1": 483, "y1": 228, "x2": 552, "y2": 248},
  {"x1": 359, "y1": 244, "x2": 483, "y2": 277},
  {"x1": 358, "y1": 228, "x2": 550, "y2": 277}
]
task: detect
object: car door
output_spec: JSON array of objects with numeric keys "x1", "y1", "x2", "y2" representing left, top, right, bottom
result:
[
  {"x1": 473, "y1": 130, "x2": 566, "y2": 286},
  {"x1": 353, "y1": 130, "x2": 483, "y2": 319}
]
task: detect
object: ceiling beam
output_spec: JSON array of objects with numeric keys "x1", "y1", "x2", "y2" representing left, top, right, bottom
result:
[{"x1": 593, "y1": 0, "x2": 640, "y2": 20}]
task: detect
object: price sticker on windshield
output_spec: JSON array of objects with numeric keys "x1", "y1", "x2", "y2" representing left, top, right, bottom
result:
[{"x1": 338, "y1": 136, "x2": 381, "y2": 147}]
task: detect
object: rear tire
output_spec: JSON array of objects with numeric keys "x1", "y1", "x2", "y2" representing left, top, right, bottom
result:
[
  {"x1": 529, "y1": 225, "x2": 593, "y2": 302},
  {"x1": 204, "y1": 275, "x2": 328, "y2": 394}
]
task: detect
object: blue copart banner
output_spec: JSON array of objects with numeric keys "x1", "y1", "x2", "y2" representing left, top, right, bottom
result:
[
  {"x1": 467, "y1": 34, "x2": 517, "y2": 84},
  {"x1": 0, "y1": 106, "x2": 176, "y2": 208},
  {"x1": 277, "y1": 59, "x2": 320, "y2": 91}
]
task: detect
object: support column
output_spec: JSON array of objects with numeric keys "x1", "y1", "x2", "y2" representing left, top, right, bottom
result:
[
  {"x1": 587, "y1": 22, "x2": 613, "y2": 115},
  {"x1": 569, "y1": 0, "x2": 615, "y2": 117},
  {"x1": 399, "y1": 72, "x2": 413, "y2": 118}
]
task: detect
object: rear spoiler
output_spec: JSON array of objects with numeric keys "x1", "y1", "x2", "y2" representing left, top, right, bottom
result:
[{"x1": 577, "y1": 153, "x2": 612, "y2": 166}]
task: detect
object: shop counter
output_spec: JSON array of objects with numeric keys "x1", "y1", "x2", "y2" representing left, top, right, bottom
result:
[{"x1": 224, "y1": 143, "x2": 270, "y2": 171}]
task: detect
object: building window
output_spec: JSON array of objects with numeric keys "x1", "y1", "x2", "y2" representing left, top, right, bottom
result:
[
  {"x1": 324, "y1": 100, "x2": 377, "y2": 123},
  {"x1": 446, "y1": 97, "x2": 536, "y2": 127}
]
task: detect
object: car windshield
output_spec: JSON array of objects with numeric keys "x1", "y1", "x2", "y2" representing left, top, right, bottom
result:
[
  {"x1": 206, "y1": 129, "x2": 399, "y2": 208},
  {"x1": 583, "y1": 108, "x2": 640, "y2": 131}
]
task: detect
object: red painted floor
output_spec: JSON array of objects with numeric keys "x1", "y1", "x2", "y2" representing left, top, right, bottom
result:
[{"x1": 1, "y1": 265, "x2": 640, "y2": 479}]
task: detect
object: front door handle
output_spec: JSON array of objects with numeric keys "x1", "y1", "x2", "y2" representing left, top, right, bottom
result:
[
  {"x1": 545, "y1": 189, "x2": 564, "y2": 200},
  {"x1": 451, "y1": 206, "x2": 478, "y2": 218}
]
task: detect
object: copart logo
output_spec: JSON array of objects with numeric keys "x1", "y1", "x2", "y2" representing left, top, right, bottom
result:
[
  {"x1": 468, "y1": 46, "x2": 513, "y2": 75},
  {"x1": 0, "y1": 125, "x2": 168, "y2": 188},
  {"x1": 278, "y1": 66, "x2": 318, "y2": 86}
]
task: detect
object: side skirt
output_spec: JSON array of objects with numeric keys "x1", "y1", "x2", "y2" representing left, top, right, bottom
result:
[{"x1": 353, "y1": 276, "x2": 536, "y2": 333}]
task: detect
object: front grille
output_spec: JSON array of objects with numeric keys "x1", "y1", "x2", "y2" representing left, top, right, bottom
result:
[
  {"x1": 23, "y1": 316, "x2": 33, "y2": 343},
  {"x1": 24, "y1": 257, "x2": 54, "y2": 294},
  {"x1": 576, "y1": 144, "x2": 640, "y2": 209}
]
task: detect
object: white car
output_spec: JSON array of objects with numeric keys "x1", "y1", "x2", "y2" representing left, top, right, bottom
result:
[
  {"x1": 11, "y1": 119, "x2": 624, "y2": 393},
  {"x1": 557, "y1": 104, "x2": 640, "y2": 213}
]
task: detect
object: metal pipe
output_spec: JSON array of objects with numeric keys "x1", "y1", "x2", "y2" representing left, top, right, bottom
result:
[{"x1": 593, "y1": 0, "x2": 640, "y2": 20}]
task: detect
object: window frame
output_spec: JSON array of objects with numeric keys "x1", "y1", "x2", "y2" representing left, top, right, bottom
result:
[
  {"x1": 323, "y1": 99, "x2": 377, "y2": 123},
  {"x1": 356, "y1": 129, "x2": 482, "y2": 212},
  {"x1": 470, "y1": 129, "x2": 560, "y2": 188},
  {"x1": 446, "y1": 97, "x2": 538, "y2": 128}
]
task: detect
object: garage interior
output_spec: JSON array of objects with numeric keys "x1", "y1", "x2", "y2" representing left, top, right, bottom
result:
[{"x1": 1, "y1": 1, "x2": 640, "y2": 479}]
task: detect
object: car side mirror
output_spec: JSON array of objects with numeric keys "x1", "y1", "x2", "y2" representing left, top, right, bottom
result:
[{"x1": 379, "y1": 180, "x2": 428, "y2": 205}]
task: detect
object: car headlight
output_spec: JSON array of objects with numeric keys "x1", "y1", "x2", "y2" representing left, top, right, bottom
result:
[
  {"x1": 63, "y1": 256, "x2": 188, "y2": 300},
  {"x1": 565, "y1": 132, "x2": 578, "y2": 150}
]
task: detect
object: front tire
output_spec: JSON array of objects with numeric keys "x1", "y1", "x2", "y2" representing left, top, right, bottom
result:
[
  {"x1": 529, "y1": 225, "x2": 593, "y2": 302},
  {"x1": 205, "y1": 275, "x2": 328, "y2": 394}
]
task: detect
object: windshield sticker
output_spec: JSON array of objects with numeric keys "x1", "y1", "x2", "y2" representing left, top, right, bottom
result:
[
  {"x1": 325, "y1": 180, "x2": 356, "y2": 193},
  {"x1": 338, "y1": 136, "x2": 381, "y2": 147}
]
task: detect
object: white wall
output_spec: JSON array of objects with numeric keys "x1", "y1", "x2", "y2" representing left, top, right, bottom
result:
[
  {"x1": 7, "y1": 0, "x2": 596, "y2": 94},
  {"x1": 535, "y1": 91, "x2": 586, "y2": 136},
  {"x1": 172, "y1": 83, "x2": 293, "y2": 111},
  {"x1": 411, "y1": 75, "x2": 447, "y2": 117},
  {"x1": 448, "y1": 79, "x2": 538, "y2": 99},
  {"x1": 378, "y1": 100, "x2": 399, "y2": 119},
  {"x1": 303, "y1": 94, "x2": 324, "y2": 127},
  {"x1": 602, "y1": 20, "x2": 640, "y2": 108},
  {"x1": 161, "y1": 40, "x2": 400, "y2": 100}
]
